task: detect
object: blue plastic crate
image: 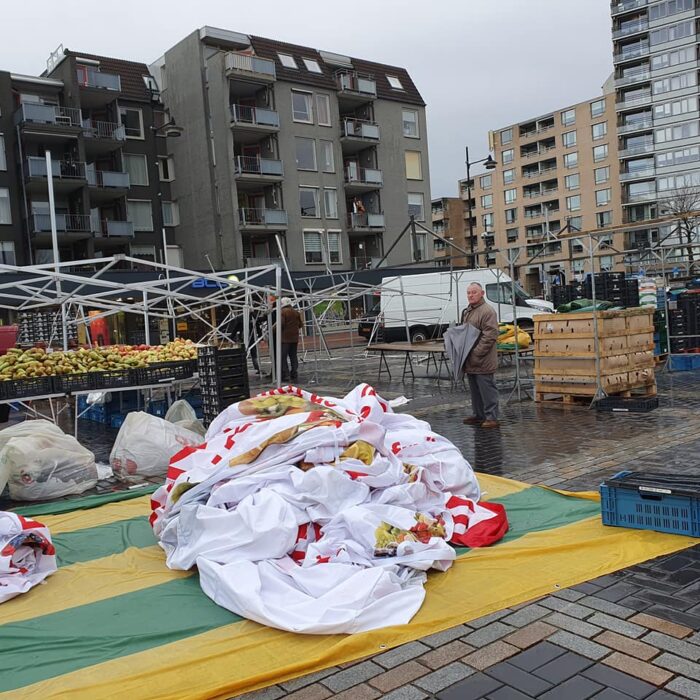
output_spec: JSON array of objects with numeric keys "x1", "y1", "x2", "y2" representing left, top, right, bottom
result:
[
  {"x1": 147, "y1": 400, "x2": 167, "y2": 418},
  {"x1": 601, "y1": 471, "x2": 700, "y2": 537},
  {"x1": 110, "y1": 414, "x2": 126, "y2": 429},
  {"x1": 669, "y1": 354, "x2": 700, "y2": 371}
]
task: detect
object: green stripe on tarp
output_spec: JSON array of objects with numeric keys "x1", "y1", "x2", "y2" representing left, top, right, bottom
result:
[
  {"x1": 0, "y1": 576, "x2": 241, "y2": 693},
  {"x1": 53, "y1": 516, "x2": 155, "y2": 567},
  {"x1": 8, "y1": 485, "x2": 158, "y2": 517}
]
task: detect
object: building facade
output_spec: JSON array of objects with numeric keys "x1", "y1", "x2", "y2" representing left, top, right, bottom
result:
[
  {"x1": 150, "y1": 27, "x2": 431, "y2": 272},
  {"x1": 431, "y1": 197, "x2": 467, "y2": 265},
  {"x1": 0, "y1": 48, "x2": 175, "y2": 268}
]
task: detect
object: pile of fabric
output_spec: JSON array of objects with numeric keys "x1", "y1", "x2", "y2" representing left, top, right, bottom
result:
[
  {"x1": 497, "y1": 323, "x2": 531, "y2": 350},
  {"x1": 150, "y1": 384, "x2": 507, "y2": 634}
]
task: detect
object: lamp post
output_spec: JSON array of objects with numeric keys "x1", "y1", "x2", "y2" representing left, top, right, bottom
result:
[{"x1": 464, "y1": 146, "x2": 496, "y2": 269}]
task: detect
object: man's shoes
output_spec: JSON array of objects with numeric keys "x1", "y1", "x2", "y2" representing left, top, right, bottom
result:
[
  {"x1": 462, "y1": 416, "x2": 482, "y2": 425},
  {"x1": 290, "y1": 374, "x2": 298, "y2": 381},
  {"x1": 481, "y1": 420, "x2": 500, "y2": 429}
]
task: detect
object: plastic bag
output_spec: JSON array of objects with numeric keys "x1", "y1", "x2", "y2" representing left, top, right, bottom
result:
[
  {"x1": 0, "y1": 420, "x2": 98, "y2": 501},
  {"x1": 165, "y1": 400, "x2": 206, "y2": 437},
  {"x1": 110, "y1": 412, "x2": 203, "y2": 481}
]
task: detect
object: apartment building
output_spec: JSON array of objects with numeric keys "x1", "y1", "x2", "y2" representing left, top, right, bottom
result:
[
  {"x1": 150, "y1": 27, "x2": 431, "y2": 272},
  {"x1": 0, "y1": 48, "x2": 175, "y2": 267},
  {"x1": 611, "y1": 0, "x2": 700, "y2": 265},
  {"x1": 431, "y1": 197, "x2": 467, "y2": 264},
  {"x1": 459, "y1": 87, "x2": 625, "y2": 295}
]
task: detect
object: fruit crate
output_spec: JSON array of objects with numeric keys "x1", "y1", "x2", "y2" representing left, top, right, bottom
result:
[
  {"x1": 148, "y1": 361, "x2": 195, "y2": 381},
  {"x1": 601, "y1": 471, "x2": 700, "y2": 537},
  {"x1": 595, "y1": 396, "x2": 659, "y2": 413},
  {"x1": 90, "y1": 368, "x2": 134, "y2": 390},
  {"x1": 134, "y1": 364, "x2": 181, "y2": 385},
  {"x1": 1, "y1": 375, "x2": 55, "y2": 400},
  {"x1": 52, "y1": 372, "x2": 93, "y2": 394}
]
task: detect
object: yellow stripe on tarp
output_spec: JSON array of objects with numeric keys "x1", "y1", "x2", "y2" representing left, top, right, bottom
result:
[
  {"x1": 9, "y1": 513, "x2": 696, "y2": 700},
  {"x1": 477, "y1": 473, "x2": 529, "y2": 500}
]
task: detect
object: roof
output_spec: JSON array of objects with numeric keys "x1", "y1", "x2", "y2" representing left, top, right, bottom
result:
[{"x1": 248, "y1": 35, "x2": 425, "y2": 106}]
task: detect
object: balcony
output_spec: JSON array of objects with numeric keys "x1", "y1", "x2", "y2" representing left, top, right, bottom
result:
[
  {"x1": 230, "y1": 105, "x2": 280, "y2": 141},
  {"x1": 618, "y1": 117, "x2": 653, "y2": 134},
  {"x1": 614, "y1": 43, "x2": 650, "y2": 63},
  {"x1": 238, "y1": 208, "x2": 288, "y2": 230},
  {"x1": 522, "y1": 144, "x2": 556, "y2": 159},
  {"x1": 347, "y1": 212, "x2": 385, "y2": 232},
  {"x1": 619, "y1": 141, "x2": 654, "y2": 157},
  {"x1": 225, "y1": 53, "x2": 276, "y2": 82},
  {"x1": 335, "y1": 71, "x2": 377, "y2": 108},
  {"x1": 616, "y1": 92, "x2": 651, "y2": 109},
  {"x1": 76, "y1": 68, "x2": 121, "y2": 108},
  {"x1": 340, "y1": 118, "x2": 380, "y2": 154},
  {"x1": 344, "y1": 165, "x2": 383, "y2": 193},
  {"x1": 523, "y1": 164, "x2": 557, "y2": 179},
  {"x1": 87, "y1": 169, "x2": 130, "y2": 202},
  {"x1": 615, "y1": 69, "x2": 650, "y2": 87},
  {"x1": 14, "y1": 104, "x2": 83, "y2": 140},
  {"x1": 624, "y1": 190, "x2": 656, "y2": 203},
  {"x1": 621, "y1": 166, "x2": 655, "y2": 181},
  {"x1": 31, "y1": 213, "x2": 92, "y2": 237},
  {"x1": 524, "y1": 186, "x2": 558, "y2": 199},
  {"x1": 611, "y1": 0, "x2": 648, "y2": 16},
  {"x1": 95, "y1": 220, "x2": 135, "y2": 238},
  {"x1": 25, "y1": 157, "x2": 87, "y2": 194},
  {"x1": 613, "y1": 20, "x2": 649, "y2": 39},
  {"x1": 234, "y1": 156, "x2": 284, "y2": 184}
]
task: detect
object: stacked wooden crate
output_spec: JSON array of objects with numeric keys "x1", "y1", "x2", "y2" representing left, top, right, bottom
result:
[{"x1": 534, "y1": 307, "x2": 656, "y2": 402}]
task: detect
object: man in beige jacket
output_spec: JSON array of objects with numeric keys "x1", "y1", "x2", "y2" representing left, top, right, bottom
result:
[{"x1": 460, "y1": 283, "x2": 500, "y2": 428}]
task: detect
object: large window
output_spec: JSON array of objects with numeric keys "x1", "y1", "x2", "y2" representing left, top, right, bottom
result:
[
  {"x1": 119, "y1": 107, "x2": 144, "y2": 139},
  {"x1": 593, "y1": 144, "x2": 608, "y2": 162},
  {"x1": 402, "y1": 109, "x2": 419, "y2": 138},
  {"x1": 315, "y1": 94, "x2": 331, "y2": 126},
  {"x1": 594, "y1": 166, "x2": 610, "y2": 184},
  {"x1": 564, "y1": 152, "x2": 578, "y2": 169},
  {"x1": 0, "y1": 136, "x2": 5, "y2": 171},
  {"x1": 561, "y1": 109, "x2": 576, "y2": 126},
  {"x1": 595, "y1": 188, "x2": 612, "y2": 206},
  {"x1": 481, "y1": 194, "x2": 493, "y2": 208},
  {"x1": 295, "y1": 137, "x2": 317, "y2": 170},
  {"x1": 0, "y1": 188, "x2": 11, "y2": 224},
  {"x1": 653, "y1": 97, "x2": 698, "y2": 119},
  {"x1": 162, "y1": 201, "x2": 180, "y2": 226},
  {"x1": 592, "y1": 122, "x2": 607, "y2": 140},
  {"x1": 299, "y1": 187, "x2": 319, "y2": 217},
  {"x1": 653, "y1": 71, "x2": 697, "y2": 96},
  {"x1": 291, "y1": 90, "x2": 313, "y2": 123},
  {"x1": 649, "y1": 0, "x2": 693, "y2": 21},
  {"x1": 565, "y1": 173, "x2": 580, "y2": 190},
  {"x1": 327, "y1": 231, "x2": 341, "y2": 263},
  {"x1": 569, "y1": 216, "x2": 583, "y2": 231},
  {"x1": 323, "y1": 188, "x2": 338, "y2": 219},
  {"x1": 650, "y1": 19, "x2": 694, "y2": 46},
  {"x1": 500, "y1": 128, "x2": 512, "y2": 145},
  {"x1": 590, "y1": 99, "x2": 605, "y2": 118},
  {"x1": 127, "y1": 200, "x2": 153, "y2": 231},
  {"x1": 504, "y1": 188, "x2": 516, "y2": 204},
  {"x1": 505, "y1": 208, "x2": 517, "y2": 224},
  {"x1": 278, "y1": 53, "x2": 298, "y2": 69},
  {"x1": 408, "y1": 193, "x2": 425, "y2": 221},
  {"x1": 405, "y1": 151, "x2": 422, "y2": 180},
  {"x1": 506, "y1": 228, "x2": 519, "y2": 242},
  {"x1": 480, "y1": 174, "x2": 492, "y2": 189},
  {"x1": 320, "y1": 140, "x2": 335, "y2": 172},
  {"x1": 303, "y1": 230, "x2": 322, "y2": 263},
  {"x1": 304, "y1": 58, "x2": 322, "y2": 74},
  {"x1": 503, "y1": 168, "x2": 515, "y2": 185},
  {"x1": 158, "y1": 156, "x2": 175, "y2": 182},
  {"x1": 562, "y1": 130, "x2": 577, "y2": 148},
  {"x1": 482, "y1": 212, "x2": 494, "y2": 229},
  {"x1": 502, "y1": 149, "x2": 514, "y2": 164},
  {"x1": 0, "y1": 241, "x2": 15, "y2": 264},
  {"x1": 597, "y1": 211, "x2": 612, "y2": 228},
  {"x1": 387, "y1": 75, "x2": 404, "y2": 90},
  {"x1": 412, "y1": 232, "x2": 427, "y2": 262},
  {"x1": 651, "y1": 45, "x2": 695, "y2": 71},
  {"x1": 657, "y1": 145, "x2": 700, "y2": 168},
  {"x1": 123, "y1": 154, "x2": 149, "y2": 186},
  {"x1": 655, "y1": 120, "x2": 700, "y2": 144},
  {"x1": 566, "y1": 195, "x2": 581, "y2": 212}
]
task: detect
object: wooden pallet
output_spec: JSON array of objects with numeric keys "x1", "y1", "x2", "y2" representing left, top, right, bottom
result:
[
  {"x1": 654, "y1": 353, "x2": 668, "y2": 366},
  {"x1": 535, "y1": 380, "x2": 657, "y2": 405}
]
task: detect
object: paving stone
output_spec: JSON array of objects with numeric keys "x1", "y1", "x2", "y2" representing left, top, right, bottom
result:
[
  {"x1": 549, "y1": 630, "x2": 611, "y2": 660},
  {"x1": 485, "y1": 686, "x2": 533, "y2": 700},
  {"x1": 642, "y1": 631, "x2": 700, "y2": 661},
  {"x1": 656, "y1": 555, "x2": 694, "y2": 573},
  {"x1": 280, "y1": 669, "x2": 337, "y2": 692},
  {"x1": 509, "y1": 641, "x2": 567, "y2": 672},
  {"x1": 590, "y1": 574, "x2": 628, "y2": 588},
  {"x1": 579, "y1": 596, "x2": 636, "y2": 619},
  {"x1": 688, "y1": 632, "x2": 700, "y2": 646},
  {"x1": 592, "y1": 689, "x2": 642, "y2": 700},
  {"x1": 653, "y1": 653, "x2": 700, "y2": 681},
  {"x1": 504, "y1": 621, "x2": 557, "y2": 649},
  {"x1": 573, "y1": 582, "x2": 604, "y2": 596},
  {"x1": 374, "y1": 642, "x2": 432, "y2": 670},
  {"x1": 631, "y1": 614, "x2": 694, "y2": 639},
  {"x1": 594, "y1": 583, "x2": 641, "y2": 603},
  {"x1": 668, "y1": 569, "x2": 700, "y2": 587},
  {"x1": 538, "y1": 674, "x2": 604, "y2": 700},
  {"x1": 418, "y1": 640, "x2": 474, "y2": 670},
  {"x1": 413, "y1": 661, "x2": 474, "y2": 694},
  {"x1": 595, "y1": 630, "x2": 659, "y2": 661},
  {"x1": 643, "y1": 607, "x2": 700, "y2": 632},
  {"x1": 601, "y1": 652, "x2": 673, "y2": 686},
  {"x1": 284, "y1": 683, "x2": 333, "y2": 700},
  {"x1": 321, "y1": 661, "x2": 383, "y2": 692},
  {"x1": 435, "y1": 672, "x2": 502, "y2": 700},
  {"x1": 380, "y1": 687, "x2": 429, "y2": 700},
  {"x1": 540, "y1": 598, "x2": 595, "y2": 619},
  {"x1": 664, "y1": 676, "x2": 700, "y2": 699},
  {"x1": 554, "y1": 588, "x2": 587, "y2": 602},
  {"x1": 546, "y1": 612, "x2": 603, "y2": 639},
  {"x1": 582, "y1": 663, "x2": 657, "y2": 698},
  {"x1": 532, "y1": 650, "x2": 594, "y2": 684},
  {"x1": 462, "y1": 622, "x2": 515, "y2": 647},
  {"x1": 237, "y1": 685, "x2": 286, "y2": 700},
  {"x1": 466, "y1": 610, "x2": 512, "y2": 629},
  {"x1": 637, "y1": 592, "x2": 696, "y2": 612},
  {"x1": 619, "y1": 596, "x2": 654, "y2": 613},
  {"x1": 500, "y1": 604, "x2": 552, "y2": 628},
  {"x1": 646, "y1": 690, "x2": 685, "y2": 700},
  {"x1": 462, "y1": 641, "x2": 520, "y2": 670},
  {"x1": 418, "y1": 625, "x2": 472, "y2": 648},
  {"x1": 627, "y1": 576, "x2": 682, "y2": 595},
  {"x1": 332, "y1": 683, "x2": 381, "y2": 700},
  {"x1": 587, "y1": 613, "x2": 646, "y2": 639},
  {"x1": 485, "y1": 660, "x2": 554, "y2": 696},
  {"x1": 368, "y1": 661, "x2": 430, "y2": 693}
]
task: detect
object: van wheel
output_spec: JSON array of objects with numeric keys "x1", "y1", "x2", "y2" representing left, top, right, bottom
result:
[{"x1": 410, "y1": 327, "x2": 429, "y2": 343}]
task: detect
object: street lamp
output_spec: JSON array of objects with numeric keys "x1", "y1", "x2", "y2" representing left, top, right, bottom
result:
[{"x1": 464, "y1": 146, "x2": 496, "y2": 268}]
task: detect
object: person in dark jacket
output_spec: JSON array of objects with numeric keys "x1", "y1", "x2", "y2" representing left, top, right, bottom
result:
[
  {"x1": 460, "y1": 282, "x2": 500, "y2": 428},
  {"x1": 280, "y1": 297, "x2": 303, "y2": 381}
]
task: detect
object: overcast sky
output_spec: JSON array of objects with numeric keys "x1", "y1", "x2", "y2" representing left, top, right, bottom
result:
[{"x1": 3, "y1": 0, "x2": 613, "y2": 198}]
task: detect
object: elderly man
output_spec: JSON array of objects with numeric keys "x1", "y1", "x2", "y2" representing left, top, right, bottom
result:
[{"x1": 461, "y1": 282, "x2": 500, "y2": 428}]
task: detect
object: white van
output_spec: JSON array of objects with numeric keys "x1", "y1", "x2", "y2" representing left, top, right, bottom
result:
[{"x1": 358, "y1": 269, "x2": 554, "y2": 343}]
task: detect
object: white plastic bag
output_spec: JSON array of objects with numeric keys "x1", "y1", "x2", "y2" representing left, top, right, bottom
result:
[
  {"x1": 110, "y1": 412, "x2": 203, "y2": 481},
  {"x1": 165, "y1": 400, "x2": 206, "y2": 437},
  {"x1": 0, "y1": 420, "x2": 98, "y2": 501}
]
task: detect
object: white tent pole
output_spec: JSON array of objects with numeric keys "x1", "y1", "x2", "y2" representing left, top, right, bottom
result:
[{"x1": 275, "y1": 266, "x2": 282, "y2": 387}]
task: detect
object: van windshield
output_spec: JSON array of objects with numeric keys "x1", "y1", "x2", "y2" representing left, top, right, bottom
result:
[{"x1": 485, "y1": 282, "x2": 530, "y2": 305}]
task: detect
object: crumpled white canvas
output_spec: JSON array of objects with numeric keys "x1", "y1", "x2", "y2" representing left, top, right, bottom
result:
[{"x1": 150, "y1": 384, "x2": 482, "y2": 634}]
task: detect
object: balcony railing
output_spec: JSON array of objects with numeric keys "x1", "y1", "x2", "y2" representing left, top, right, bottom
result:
[
  {"x1": 238, "y1": 208, "x2": 288, "y2": 227},
  {"x1": 619, "y1": 141, "x2": 654, "y2": 156},
  {"x1": 344, "y1": 166, "x2": 383, "y2": 186},
  {"x1": 615, "y1": 43, "x2": 650, "y2": 61},
  {"x1": 348, "y1": 212, "x2": 385, "y2": 229},
  {"x1": 234, "y1": 156, "x2": 284, "y2": 177},
  {"x1": 613, "y1": 20, "x2": 649, "y2": 39},
  {"x1": 611, "y1": 0, "x2": 648, "y2": 15},
  {"x1": 615, "y1": 69, "x2": 650, "y2": 86},
  {"x1": 351, "y1": 256, "x2": 383, "y2": 270},
  {"x1": 342, "y1": 118, "x2": 380, "y2": 140},
  {"x1": 245, "y1": 256, "x2": 283, "y2": 267},
  {"x1": 522, "y1": 145, "x2": 556, "y2": 159},
  {"x1": 618, "y1": 117, "x2": 653, "y2": 133},
  {"x1": 225, "y1": 53, "x2": 276, "y2": 79},
  {"x1": 98, "y1": 220, "x2": 135, "y2": 237},
  {"x1": 616, "y1": 93, "x2": 651, "y2": 108},
  {"x1": 26, "y1": 157, "x2": 86, "y2": 180},
  {"x1": 82, "y1": 120, "x2": 126, "y2": 141},
  {"x1": 335, "y1": 71, "x2": 377, "y2": 98},
  {"x1": 625, "y1": 190, "x2": 657, "y2": 203},
  {"x1": 523, "y1": 165, "x2": 557, "y2": 178},
  {"x1": 621, "y1": 166, "x2": 655, "y2": 180},
  {"x1": 32, "y1": 213, "x2": 91, "y2": 233},
  {"x1": 14, "y1": 103, "x2": 83, "y2": 128},
  {"x1": 230, "y1": 104, "x2": 280, "y2": 128},
  {"x1": 87, "y1": 170, "x2": 130, "y2": 188},
  {"x1": 76, "y1": 68, "x2": 121, "y2": 91}
]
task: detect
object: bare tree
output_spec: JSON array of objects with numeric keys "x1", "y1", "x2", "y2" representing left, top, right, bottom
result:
[{"x1": 658, "y1": 185, "x2": 700, "y2": 270}]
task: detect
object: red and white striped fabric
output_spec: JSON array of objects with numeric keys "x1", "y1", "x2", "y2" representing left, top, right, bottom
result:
[
  {"x1": 290, "y1": 522, "x2": 323, "y2": 564},
  {"x1": 446, "y1": 496, "x2": 509, "y2": 548},
  {"x1": 0, "y1": 511, "x2": 57, "y2": 604}
]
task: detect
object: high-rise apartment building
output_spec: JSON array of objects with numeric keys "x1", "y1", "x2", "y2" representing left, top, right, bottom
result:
[
  {"x1": 431, "y1": 197, "x2": 467, "y2": 264},
  {"x1": 611, "y1": 0, "x2": 700, "y2": 267},
  {"x1": 150, "y1": 27, "x2": 431, "y2": 272}
]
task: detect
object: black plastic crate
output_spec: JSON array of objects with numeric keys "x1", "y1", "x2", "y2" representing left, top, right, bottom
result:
[
  {"x1": 1, "y1": 375, "x2": 55, "y2": 399},
  {"x1": 148, "y1": 361, "x2": 194, "y2": 381},
  {"x1": 134, "y1": 364, "x2": 180, "y2": 385},
  {"x1": 595, "y1": 395, "x2": 658, "y2": 413},
  {"x1": 91, "y1": 368, "x2": 134, "y2": 390},
  {"x1": 52, "y1": 372, "x2": 93, "y2": 394}
]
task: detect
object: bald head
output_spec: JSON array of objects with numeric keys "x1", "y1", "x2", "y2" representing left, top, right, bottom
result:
[{"x1": 467, "y1": 283, "x2": 484, "y2": 306}]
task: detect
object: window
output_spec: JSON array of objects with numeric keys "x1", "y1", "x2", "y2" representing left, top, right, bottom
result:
[
  {"x1": 594, "y1": 166, "x2": 610, "y2": 184},
  {"x1": 651, "y1": 45, "x2": 695, "y2": 70},
  {"x1": 506, "y1": 228, "x2": 519, "y2": 242},
  {"x1": 122, "y1": 154, "x2": 149, "y2": 186},
  {"x1": 481, "y1": 194, "x2": 493, "y2": 208},
  {"x1": 561, "y1": 109, "x2": 576, "y2": 126},
  {"x1": 566, "y1": 195, "x2": 581, "y2": 212},
  {"x1": 0, "y1": 241, "x2": 15, "y2": 264},
  {"x1": 127, "y1": 200, "x2": 153, "y2": 231},
  {"x1": 0, "y1": 188, "x2": 11, "y2": 224},
  {"x1": 564, "y1": 152, "x2": 578, "y2": 168},
  {"x1": 657, "y1": 145, "x2": 700, "y2": 168},
  {"x1": 299, "y1": 187, "x2": 319, "y2": 217},
  {"x1": 596, "y1": 188, "x2": 612, "y2": 206},
  {"x1": 387, "y1": 75, "x2": 404, "y2": 90},
  {"x1": 650, "y1": 19, "x2": 694, "y2": 46},
  {"x1": 592, "y1": 122, "x2": 607, "y2": 140},
  {"x1": 291, "y1": 90, "x2": 313, "y2": 123},
  {"x1": 593, "y1": 144, "x2": 608, "y2": 162},
  {"x1": 303, "y1": 58, "x2": 322, "y2": 73},
  {"x1": 402, "y1": 109, "x2": 419, "y2": 138},
  {"x1": 649, "y1": 0, "x2": 693, "y2": 21},
  {"x1": 505, "y1": 208, "x2": 517, "y2": 224},
  {"x1": 653, "y1": 71, "x2": 697, "y2": 95},
  {"x1": 278, "y1": 53, "x2": 298, "y2": 69},
  {"x1": 303, "y1": 231, "x2": 322, "y2": 263},
  {"x1": 480, "y1": 174, "x2": 492, "y2": 189},
  {"x1": 503, "y1": 168, "x2": 515, "y2": 185},
  {"x1": 295, "y1": 137, "x2": 317, "y2": 170},
  {"x1": 119, "y1": 107, "x2": 144, "y2": 139},
  {"x1": 502, "y1": 149, "x2": 514, "y2": 164},
  {"x1": 320, "y1": 140, "x2": 335, "y2": 172},
  {"x1": 590, "y1": 99, "x2": 605, "y2": 118},
  {"x1": 405, "y1": 151, "x2": 422, "y2": 180},
  {"x1": 327, "y1": 231, "x2": 342, "y2": 263},
  {"x1": 565, "y1": 173, "x2": 580, "y2": 190},
  {"x1": 0, "y1": 136, "x2": 5, "y2": 171},
  {"x1": 315, "y1": 94, "x2": 331, "y2": 126},
  {"x1": 655, "y1": 121, "x2": 700, "y2": 143},
  {"x1": 412, "y1": 233, "x2": 427, "y2": 262},
  {"x1": 130, "y1": 245, "x2": 156, "y2": 262},
  {"x1": 504, "y1": 188, "x2": 516, "y2": 204},
  {"x1": 597, "y1": 211, "x2": 612, "y2": 228},
  {"x1": 482, "y1": 213, "x2": 494, "y2": 229},
  {"x1": 323, "y1": 188, "x2": 338, "y2": 219},
  {"x1": 501, "y1": 128, "x2": 513, "y2": 145},
  {"x1": 569, "y1": 216, "x2": 583, "y2": 231},
  {"x1": 407, "y1": 193, "x2": 425, "y2": 221},
  {"x1": 156, "y1": 156, "x2": 174, "y2": 182},
  {"x1": 162, "y1": 201, "x2": 180, "y2": 226},
  {"x1": 600, "y1": 255, "x2": 614, "y2": 271},
  {"x1": 562, "y1": 130, "x2": 577, "y2": 148},
  {"x1": 653, "y1": 97, "x2": 698, "y2": 119}
]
